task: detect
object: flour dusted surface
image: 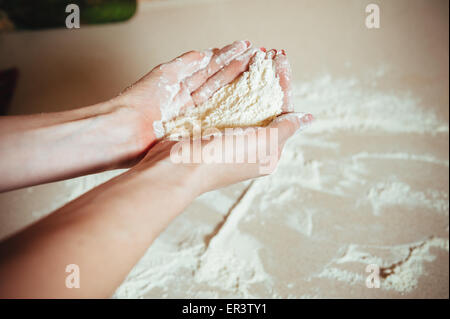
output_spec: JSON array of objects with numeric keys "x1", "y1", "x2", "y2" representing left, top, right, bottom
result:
[
  {"x1": 113, "y1": 67, "x2": 448, "y2": 299},
  {"x1": 163, "y1": 51, "x2": 284, "y2": 138}
]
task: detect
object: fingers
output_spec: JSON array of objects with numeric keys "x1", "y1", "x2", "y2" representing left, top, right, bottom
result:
[
  {"x1": 215, "y1": 40, "x2": 252, "y2": 67},
  {"x1": 161, "y1": 49, "x2": 213, "y2": 82},
  {"x1": 268, "y1": 112, "x2": 314, "y2": 147},
  {"x1": 171, "y1": 82, "x2": 194, "y2": 115},
  {"x1": 189, "y1": 46, "x2": 291, "y2": 110},
  {"x1": 273, "y1": 50, "x2": 292, "y2": 112},
  {"x1": 264, "y1": 49, "x2": 292, "y2": 111},
  {"x1": 184, "y1": 40, "x2": 251, "y2": 93},
  {"x1": 191, "y1": 47, "x2": 260, "y2": 105},
  {"x1": 266, "y1": 49, "x2": 276, "y2": 60}
]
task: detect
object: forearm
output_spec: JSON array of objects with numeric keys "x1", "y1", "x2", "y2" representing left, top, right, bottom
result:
[
  {"x1": 0, "y1": 161, "x2": 200, "y2": 298},
  {"x1": 0, "y1": 99, "x2": 154, "y2": 192}
]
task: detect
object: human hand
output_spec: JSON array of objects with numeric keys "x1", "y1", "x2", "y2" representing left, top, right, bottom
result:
[
  {"x1": 114, "y1": 40, "x2": 254, "y2": 150},
  {"x1": 133, "y1": 50, "x2": 313, "y2": 194}
]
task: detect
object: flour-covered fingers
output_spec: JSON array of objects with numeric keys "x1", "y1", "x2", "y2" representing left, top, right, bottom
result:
[
  {"x1": 214, "y1": 40, "x2": 251, "y2": 68},
  {"x1": 191, "y1": 47, "x2": 260, "y2": 105},
  {"x1": 266, "y1": 49, "x2": 277, "y2": 60},
  {"x1": 171, "y1": 82, "x2": 194, "y2": 116},
  {"x1": 160, "y1": 50, "x2": 213, "y2": 82},
  {"x1": 273, "y1": 50, "x2": 293, "y2": 112},
  {"x1": 184, "y1": 40, "x2": 251, "y2": 93},
  {"x1": 269, "y1": 112, "x2": 314, "y2": 147}
]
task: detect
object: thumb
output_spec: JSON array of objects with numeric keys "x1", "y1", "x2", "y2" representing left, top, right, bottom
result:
[{"x1": 268, "y1": 112, "x2": 314, "y2": 146}]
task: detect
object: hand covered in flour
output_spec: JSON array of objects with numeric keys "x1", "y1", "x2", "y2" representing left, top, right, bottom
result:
[
  {"x1": 268, "y1": 49, "x2": 293, "y2": 112},
  {"x1": 116, "y1": 40, "x2": 253, "y2": 144},
  {"x1": 133, "y1": 112, "x2": 313, "y2": 194},
  {"x1": 133, "y1": 49, "x2": 313, "y2": 193}
]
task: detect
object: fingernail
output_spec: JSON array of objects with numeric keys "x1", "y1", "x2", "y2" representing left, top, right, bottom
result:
[
  {"x1": 281, "y1": 49, "x2": 286, "y2": 56},
  {"x1": 244, "y1": 40, "x2": 251, "y2": 48},
  {"x1": 260, "y1": 47, "x2": 266, "y2": 52},
  {"x1": 266, "y1": 49, "x2": 276, "y2": 59}
]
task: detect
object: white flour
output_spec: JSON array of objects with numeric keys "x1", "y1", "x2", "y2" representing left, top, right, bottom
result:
[
  {"x1": 363, "y1": 179, "x2": 449, "y2": 216},
  {"x1": 318, "y1": 237, "x2": 449, "y2": 292},
  {"x1": 162, "y1": 51, "x2": 284, "y2": 138}
]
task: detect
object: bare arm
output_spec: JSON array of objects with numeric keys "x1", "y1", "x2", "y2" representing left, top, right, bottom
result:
[
  {"x1": 0, "y1": 41, "x2": 251, "y2": 192},
  {"x1": 0, "y1": 102, "x2": 152, "y2": 192},
  {"x1": 0, "y1": 146, "x2": 201, "y2": 298}
]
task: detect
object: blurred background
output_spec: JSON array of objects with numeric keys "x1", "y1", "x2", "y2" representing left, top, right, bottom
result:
[{"x1": 0, "y1": 0, "x2": 448, "y2": 298}]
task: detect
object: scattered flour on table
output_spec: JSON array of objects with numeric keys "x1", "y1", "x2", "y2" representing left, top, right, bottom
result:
[
  {"x1": 112, "y1": 70, "x2": 448, "y2": 298},
  {"x1": 192, "y1": 183, "x2": 273, "y2": 297},
  {"x1": 363, "y1": 178, "x2": 449, "y2": 216},
  {"x1": 292, "y1": 74, "x2": 447, "y2": 134},
  {"x1": 316, "y1": 237, "x2": 449, "y2": 292}
]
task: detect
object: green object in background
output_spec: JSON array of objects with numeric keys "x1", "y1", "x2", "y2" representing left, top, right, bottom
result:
[{"x1": 0, "y1": 0, "x2": 137, "y2": 30}]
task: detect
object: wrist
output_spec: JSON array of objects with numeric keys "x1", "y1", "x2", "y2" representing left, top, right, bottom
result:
[
  {"x1": 131, "y1": 160, "x2": 205, "y2": 201},
  {"x1": 97, "y1": 98, "x2": 157, "y2": 168}
]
